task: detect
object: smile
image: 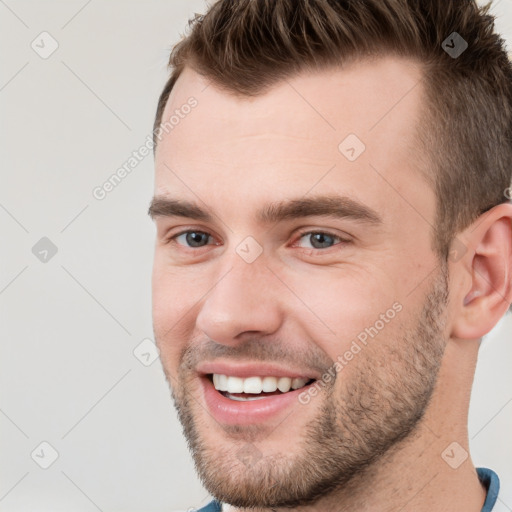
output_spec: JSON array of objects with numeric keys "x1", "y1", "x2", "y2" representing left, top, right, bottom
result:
[
  {"x1": 211, "y1": 374, "x2": 313, "y2": 401},
  {"x1": 198, "y1": 368, "x2": 318, "y2": 425}
]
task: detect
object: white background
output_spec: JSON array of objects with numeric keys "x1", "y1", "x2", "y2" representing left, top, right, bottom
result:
[{"x1": 0, "y1": 1, "x2": 511, "y2": 511}]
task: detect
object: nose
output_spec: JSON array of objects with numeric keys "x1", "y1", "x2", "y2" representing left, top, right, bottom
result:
[{"x1": 196, "y1": 256, "x2": 284, "y2": 347}]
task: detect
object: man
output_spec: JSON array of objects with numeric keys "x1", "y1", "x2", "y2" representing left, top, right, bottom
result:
[{"x1": 148, "y1": 0, "x2": 512, "y2": 510}]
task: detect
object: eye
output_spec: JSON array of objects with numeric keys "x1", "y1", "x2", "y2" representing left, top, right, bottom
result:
[
  {"x1": 294, "y1": 230, "x2": 347, "y2": 250},
  {"x1": 166, "y1": 229, "x2": 348, "y2": 252},
  {"x1": 171, "y1": 230, "x2": 213, "y2": 248}
]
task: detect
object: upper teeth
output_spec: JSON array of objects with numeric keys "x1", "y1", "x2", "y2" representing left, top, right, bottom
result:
[{"x1": 212, "y1": 374, "x2": 310, "y2": 394}]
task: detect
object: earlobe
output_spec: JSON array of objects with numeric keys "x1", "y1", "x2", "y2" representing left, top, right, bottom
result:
[{"x1": 451, "y1": 205, "x2": 512, "y2": 340}]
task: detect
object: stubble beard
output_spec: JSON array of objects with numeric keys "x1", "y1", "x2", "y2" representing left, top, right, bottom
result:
[{"x1": 166, "y1": 266, "x2": 449, "y2": 508}]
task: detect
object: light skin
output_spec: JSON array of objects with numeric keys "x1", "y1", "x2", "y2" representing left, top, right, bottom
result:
[{"x1": 149, "y1": 56, "x2": 512, "y2": 511}]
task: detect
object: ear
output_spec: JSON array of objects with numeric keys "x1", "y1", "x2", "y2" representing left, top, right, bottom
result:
[{"x1": 451, "y1": 203, "x2": 512, "y2": 340}]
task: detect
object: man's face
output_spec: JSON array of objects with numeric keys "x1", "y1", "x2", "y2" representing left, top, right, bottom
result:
[{"x1": 151, "y1": 57, "x2": 450, "y2": 507}]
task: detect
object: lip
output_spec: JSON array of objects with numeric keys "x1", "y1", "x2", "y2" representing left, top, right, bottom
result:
[
  {"x1": 197, "y1": 361, "x2": 320, "y2": 380},
  {"x1": 200, "y1": 375, "x2": 316, "y2": 425}
]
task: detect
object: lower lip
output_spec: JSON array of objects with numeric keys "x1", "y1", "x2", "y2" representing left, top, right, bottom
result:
[{"x1": 201, "y1": 376, "x2": 313, "y2": 426}]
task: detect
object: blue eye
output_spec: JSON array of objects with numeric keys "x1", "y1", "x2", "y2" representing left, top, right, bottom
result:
[
  {"x1": 167, "y1": 229, "x2": 347, "y2": 252},
  {"x1": 296, "y1": 231, "x2": 343, "y2": 249},
  {"x1": 174, "y1": 231, "x2": 212, "y2": 248}
]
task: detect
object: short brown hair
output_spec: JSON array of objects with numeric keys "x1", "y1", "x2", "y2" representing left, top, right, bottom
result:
[{"x1": 154, "y1": 0, "x2": 512, "y2": 260}]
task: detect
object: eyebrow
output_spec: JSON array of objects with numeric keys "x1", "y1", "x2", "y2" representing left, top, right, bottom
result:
[{"x1": 147, "y1": 194, "x2": 382, "y2": 226}]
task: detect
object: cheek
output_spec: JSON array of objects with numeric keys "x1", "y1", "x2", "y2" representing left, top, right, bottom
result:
[
  {"x1": 284, "y1": 266, "x2": 402, "y2": 355},
  {"x1": 151, "y1": 264, "x2": 196, "y2": 368},
  {"x1": 151, "y1": 256, "x2": 198, "y2": 325}
]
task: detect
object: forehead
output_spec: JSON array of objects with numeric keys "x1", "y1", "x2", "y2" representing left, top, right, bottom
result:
[{"x1": 154, "y1": 56, "x2": 433, "y2": 230}]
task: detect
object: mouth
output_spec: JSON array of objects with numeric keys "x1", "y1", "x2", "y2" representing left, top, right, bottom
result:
[
  {"x1": 199, "y1": 368, "x2": 318, "y2": 426},
  {"x1": 209, "y1": 374, "x2": 315, "y2": 401}
]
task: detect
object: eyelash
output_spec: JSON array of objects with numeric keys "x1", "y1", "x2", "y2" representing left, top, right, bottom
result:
[{"x1": 165, "y1": 228, "x2": 350, "y2": 252}]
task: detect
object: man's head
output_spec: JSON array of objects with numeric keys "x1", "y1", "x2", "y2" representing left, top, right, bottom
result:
[{"x1": 149, "y1": 0, "x2": 512, "y2": 508}]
